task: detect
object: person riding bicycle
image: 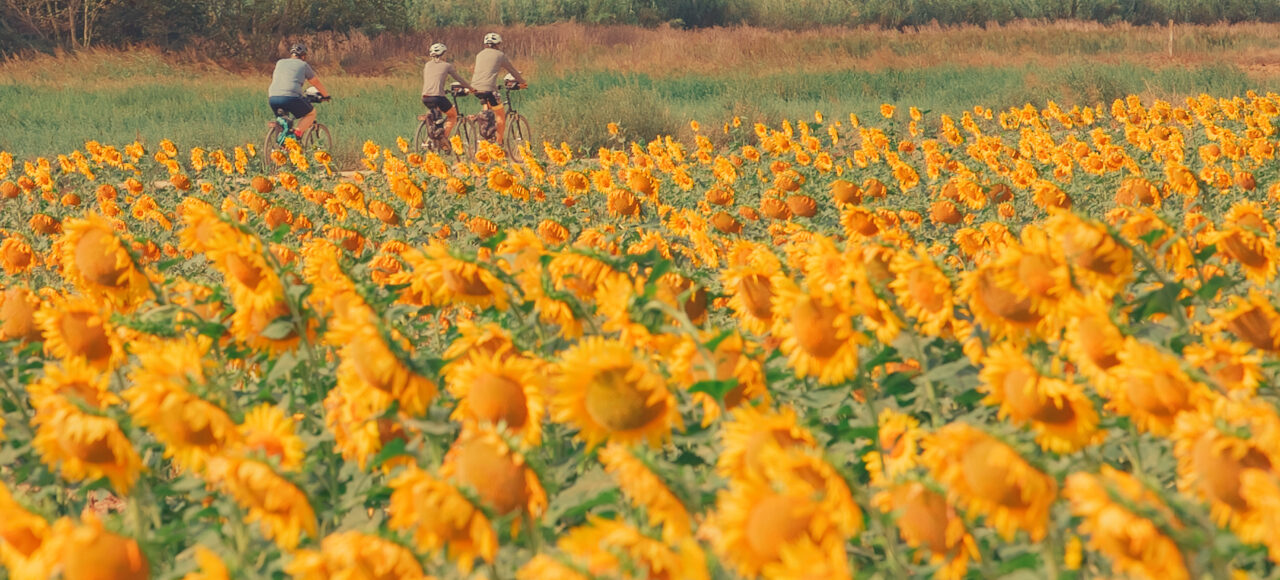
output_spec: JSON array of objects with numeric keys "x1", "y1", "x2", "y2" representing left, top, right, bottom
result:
[
  {"x1": 470, "y1": 32, "x2": 527, "y2": 146},
  {"x1": 267, "y1": 43, "x2": 331, "y2": 141},
  {"x1": 421, "y1": 42, "x2": 474, "y2": 145}
]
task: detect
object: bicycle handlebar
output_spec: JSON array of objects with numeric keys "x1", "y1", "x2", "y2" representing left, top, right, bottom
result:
[{"x1": 305, "y1": 94, "x2": 332, "y2": 103}]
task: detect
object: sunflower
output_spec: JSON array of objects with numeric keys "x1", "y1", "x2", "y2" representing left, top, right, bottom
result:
[
  {"x1": 177, "y1": 199, "x2": 237, "y2": 258},
  {"x1": 759, "y1": 537, "x2": 853, "y2": 580},
  {"x1": 446, "y1": 349, "x2": 545, "y2": 445},
  {"x1": 238, "y1": 404, "x2": 306, "y2": 471},
  {"x1": 206, "y1": 457, "x2": 317, "y2": 550},
  {"x1": 1215, "y1": 291, "x2": 1280, "y2": 352},
  {"x1": 551, "y1": 337, "x2": 681, "y2": 448},
  {"x1": 205, "y1": 226, "x2": 287, "y2": 313},
  {"x1": 1210, "y1": 218, "x2": 1276, "y2": 285},
  {"x1": 34, "y1": 294, "x2": 123, "y2": 369},
  {"x1": 517, "y1": 555, "x2": 591, "y2": 580},
  {"x1": 863, "y1": 408, "x2": 925, "y2": 487},
  {"x1": 1183, "y1": 337, "x2": 1263, "y2": 395},
  {"x1": 668, "y1": 331, "x2": 769, "y2": 425},
  {"x1": 56, "y1": 213, "x2": 152, "y2": 309},
  {"x1": 871, "y1": 482, "x2": 978, "y2": 580},
  {"x1": 1048, "y1": 212, "x2": 1133, "y2": 296},
  {"x1": 1097, "y1": 338, "x2": 1213, "y2": 436},
  {"x1": 720, "y1": 241, "x2": 785, "y2": 335},
  {"x1": 1172, "y1": 398, "x2": 1280, "y2": 534},
  {"x1": 598, "y1": 442, "x2": 694, "y2": 542},
  {"x1": 921, "y1": 424, "x2": 1057, "y2": 541},
  {"x1": 960, "y1": 229, "x2": 1066, "y2": 342},
  {"x1": 0, "y1": 235, "x2": 35, "y2": 275},
  {"x1": 889, "y1": 247, "x2": 955, "y2": 337},
  {"x1": 548, "y1": 250, "x2": 622, "y2": 303},
  {"x1": 0, "y1": 287, "x2": 42, "y2": 343},
  {"x1": 716, "y1": 405, "x2": 817, "y2": 479},
  {"x1": 978, "y1": 343, "x2": 1102, "y2": 453},
  {"x1": 45, "y1": 513, "x2": 149, "y2": 580},
  {"x1": 536, "y1": 517, "x2": 710, "y2": 580},
  {"x1": 300, "y1": 238, "x2": 362, "y2": 316},
  {"x1": 226, "y1": 295, "x2": 305, "y2": 355},
  {"x1": 0, "y1": 484, "x2": 54, "y2": 580},
  {"x1": 403, "y1": 241, "x2": 509, "y2": 310},
  {"x1": 286, "y1": 531, "x2": 428, "y2": 580},
  {"x1": 31, "y1": 400, "x2": 143, "y2": 495},
  {"x1": 27, "y1": 357, "x2": 119, "y2": 413},
  {"x1": 440, "y1": 426, "x2": 547, "y2": 523},
  {"x1": 770, "y1": 277, "x2": 865, "y2": 385},
  {"x1": 388, "y1": 466, "x2": 497, "y2": 574},
  {"x1": 705, "y1": 451, "x2": 857, "y2": 577},
  {"x1": 181, "y1": 546, "x2": 230, "y2": 580},
  {"x1": 326, "y1": 302, "x2": 437, "y2": 416},
  {"x1": 1061, "y1": 293, "x2": 1126, "y2": 380},
  {"x1": 124, "y1": 342, "x2": 239, "y2": 473},
  {"x1": 1064, "y1": 467, "x2": 1190, "y2": 580},
  {"x1": 323, "y1": 384, "x2": 414, "y2": 472}
]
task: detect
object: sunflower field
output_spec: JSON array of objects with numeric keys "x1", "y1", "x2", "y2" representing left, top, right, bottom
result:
[{"x1": 1, "y1": 92, "x2": 1280, "y2": 580}]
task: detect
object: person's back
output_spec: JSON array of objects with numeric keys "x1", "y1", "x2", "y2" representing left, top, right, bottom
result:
[
  {"x1": 269, "y1": 57, "x2": 315, "y2": 98},
  {"x1": 266, "y1": 43, "x2": 330, "y2": 140},
  {"x1": 420, "y1": 43, "x2": 473, "y2": 144},
  {"x1": 469, "y1": 33, "x2": 527, "y2": 146},
  {"x1": 471, "y1": 47, "x2": 520, "y2": 93},
  {"x1": 422, "y1": 60, "x2": 461, "y2": 98}
]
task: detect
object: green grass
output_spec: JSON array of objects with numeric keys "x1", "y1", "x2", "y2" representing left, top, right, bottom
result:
[{"x1": 0, "y1": 60, "x2": 1261, "y2": 168}]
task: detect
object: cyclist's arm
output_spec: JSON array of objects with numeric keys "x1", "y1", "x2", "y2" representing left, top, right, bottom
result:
[
  {"x1": 309, "y1": 77, "x2": 331, "y2": 99},
  {"x1": 449, "y1": 69, "x2": 475, "y2": 92},
  {"x1": 500, "y1": 55, "x2": 527, "y2": 87}
]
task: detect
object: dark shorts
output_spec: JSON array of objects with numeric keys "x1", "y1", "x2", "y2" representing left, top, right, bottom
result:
[
  {"x1": 474, "y1": 91, "x2": 500, "y2": 107},
  {"x1": 268, "y1": 96, "x2": 313, "y2": 118},
  {"x1": 422, "y1": 95, "x2": 453, "y2": 113}
]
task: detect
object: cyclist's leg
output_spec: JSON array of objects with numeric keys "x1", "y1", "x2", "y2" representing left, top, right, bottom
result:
[
  {"x1": 295, "y1": 109, "x2": 317, "y2": 137},
  {"x1": 444, "y1": 107, "x2": 459, "y2": 137},
  {"x1": 492, "y1": 103, "x2": 508, "y2": 146},
  {"x1": 280, "y1": 96, "x2": 316, "y2": 138}
]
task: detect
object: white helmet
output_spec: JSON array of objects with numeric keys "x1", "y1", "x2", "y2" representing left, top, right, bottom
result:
[
  {"x1": 429, "y1": 43, "x2": 447, "y2": 57},
  {"x1": 305, "y1": 86, "x2": 321, "y2": 97},
  {"x1": 484, "y1": 32, "x2": 502, "y2": 46}
]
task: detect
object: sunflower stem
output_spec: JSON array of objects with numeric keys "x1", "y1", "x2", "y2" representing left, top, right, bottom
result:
[
  {"x1": 907, "y1": 333, "x2": 945, "y2": 427},
  {"x1": 0, "y1": 356, "x2": 34, "y2": 435}
]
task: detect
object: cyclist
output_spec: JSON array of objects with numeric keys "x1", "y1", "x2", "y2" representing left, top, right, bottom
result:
[
  {"x1": 267, "y1": 42, "x2": 330, "y2": 141},
  {"x1": 470, "y1": 32, "x2": 527, "y2": 146},
  {"x1": 421, "y1": 42, "x2": 474, "y2": 144}
]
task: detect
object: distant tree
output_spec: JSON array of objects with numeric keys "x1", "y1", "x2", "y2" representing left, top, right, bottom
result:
[{"x1": 4, "y1": 0, "x2": 119, "y2": 47}]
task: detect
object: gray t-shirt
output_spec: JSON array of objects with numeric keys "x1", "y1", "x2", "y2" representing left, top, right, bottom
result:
[
  {"x1": 470, "y1": 48, "x2": 525, "y2": 93},
  {"x1": 422, "y1": 60, "x2": 466, "y2": 97},
  {"x1": 268, "y1": 58, "x2": 316, "y2": 98}
]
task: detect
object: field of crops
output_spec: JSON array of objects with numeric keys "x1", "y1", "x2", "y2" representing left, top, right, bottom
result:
[{"x1": 1, "y1": 90, "x2": 1280, "y2": 579}]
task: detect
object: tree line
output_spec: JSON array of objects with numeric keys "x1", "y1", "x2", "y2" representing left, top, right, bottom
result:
[{"x1": 4, "y1": 0, "x2": 1279, "y2": 57}]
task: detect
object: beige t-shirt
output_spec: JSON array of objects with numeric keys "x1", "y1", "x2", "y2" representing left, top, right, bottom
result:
[
  {"x1": 470, "y1": 48, "x2": 526, "y2": 93},
  {"x1": 422, "y1": 60, "x2": 466, "y2": 97}
]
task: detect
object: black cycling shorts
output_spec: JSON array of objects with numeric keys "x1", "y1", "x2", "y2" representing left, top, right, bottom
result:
[
  {"x1": 268, "y1": 96, "x2": 313, "y2": 118},
  {"x1": 474, "y1": 91, "x2": 500, "y2": 107},
  {"x1": 422, "y1": 95, "x2": 453, "y2": 113}
]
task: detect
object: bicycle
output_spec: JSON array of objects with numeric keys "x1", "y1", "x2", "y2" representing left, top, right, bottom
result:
[
  {"x1": 473, "y1": 75, "x2": 532, "y2": 161},
  {"x1": 263, "y1": 91, "x2": 332, "y2": 170},
  {"x1": 415, "y1": 82, "x2": 473, "y2": 161}
]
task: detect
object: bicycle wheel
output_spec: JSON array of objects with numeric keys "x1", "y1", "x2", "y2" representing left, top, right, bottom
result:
[
  {"x1": 262, "y1": 124, "x2": 285, "y2": 172},
  {"x1": 450, "y1": 118, "x2": 476, "y2": 162},
  {"x1": 305, "y1": 123, "x2": 333, "y2": 155},
  {"x1": 504, "y1": 113, "x2": 533, "y2": 161},
  {"x1": 414, "y1": 120, "x2": 432, "y2": 153}
]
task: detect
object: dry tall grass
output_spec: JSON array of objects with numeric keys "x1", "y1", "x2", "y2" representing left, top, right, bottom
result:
[{"x1": 5, "y1": 21, "x2": 1280, "y2": 82}]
